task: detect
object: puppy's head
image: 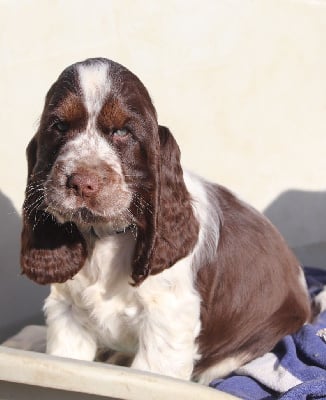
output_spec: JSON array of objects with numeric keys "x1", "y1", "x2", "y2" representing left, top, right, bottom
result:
[{"x1": 21, "y1": 58, "x2": 199, "y2": 285}]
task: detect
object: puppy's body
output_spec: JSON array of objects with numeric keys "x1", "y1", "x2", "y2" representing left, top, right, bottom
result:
[
  {"x1": 45, "y1": 211, "x2": 201, "y2": 380},
  {"x1": 21, "y1": 58, "x2": 311, "y2": 384}
]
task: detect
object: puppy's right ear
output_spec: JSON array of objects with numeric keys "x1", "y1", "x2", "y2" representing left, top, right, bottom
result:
[{"x1": 20, "y1": 136, "x2": 87, "y2": 285}]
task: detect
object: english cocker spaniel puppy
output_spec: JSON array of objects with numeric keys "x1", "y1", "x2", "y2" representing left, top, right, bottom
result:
[{"x1": 21, "y1": 58, "x2": 310, "y2": 384}]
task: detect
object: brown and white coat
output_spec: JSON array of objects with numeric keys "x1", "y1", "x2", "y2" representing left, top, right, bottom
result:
[{"x1": 21, "y1": 58, "x2": 311, "y2": 384}]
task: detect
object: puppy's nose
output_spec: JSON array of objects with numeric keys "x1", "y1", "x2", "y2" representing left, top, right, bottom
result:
[{"x1": 66, "y1": 172, "x2": 100, "y2": 198}]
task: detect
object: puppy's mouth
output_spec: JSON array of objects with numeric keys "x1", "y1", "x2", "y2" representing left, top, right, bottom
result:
[
  {"x1": 55, "y1": 206, "x2": 108, "y2": 224},
  {"x1": 46, "y1": 202, "x2": 133, "y2": 229}
]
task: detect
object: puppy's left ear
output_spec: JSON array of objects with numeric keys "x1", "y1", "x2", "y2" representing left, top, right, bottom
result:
[{"x1": 132, "y1": 125, "x2": 199, "y2": 285}]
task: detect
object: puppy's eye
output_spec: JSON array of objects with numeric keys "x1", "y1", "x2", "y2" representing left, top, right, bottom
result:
[
  {"x1": 112, "y1": 128, "x2": 129, "y2": 139},
  {"x1": 53, "y1": 120, "x2": 69, "y2": 133}
]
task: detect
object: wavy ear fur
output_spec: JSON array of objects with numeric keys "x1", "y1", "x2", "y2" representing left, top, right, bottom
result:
[
  {"x1": 132, "y1": 126, "x2": 199, "y2": 285},
  {"x1": 20, "y1": 136, "x2": 87, "y2": 285}
]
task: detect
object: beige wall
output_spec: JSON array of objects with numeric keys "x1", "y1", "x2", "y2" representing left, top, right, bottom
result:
[
  {"x1": 1, "y1": 0, "x2": 326, "y2": 251},
  {"x1": 2, "y1": 0, "x2": 326, "y2": 341}
]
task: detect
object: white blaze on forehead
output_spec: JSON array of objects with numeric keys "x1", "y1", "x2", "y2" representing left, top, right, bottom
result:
[
  {"x1": 78, "y1": 62, "x2": 111, "y2": 116},
  {"x1": 73, "y1": 61, "x2": 120, "y2": 172}
]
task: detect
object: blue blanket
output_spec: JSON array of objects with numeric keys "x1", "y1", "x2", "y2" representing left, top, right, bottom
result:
[{"x1": 210, "y1": 267, "x2": 326, "y2": 399}]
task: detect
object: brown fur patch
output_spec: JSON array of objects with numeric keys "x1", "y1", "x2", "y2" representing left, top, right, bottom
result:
[{"x1": 194, "y1": 185, "x2": 311, "y2": 375}]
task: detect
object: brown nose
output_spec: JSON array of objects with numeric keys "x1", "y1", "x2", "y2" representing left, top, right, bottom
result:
[{"x1": 66, "y1": 172, "x2": 100, "y2": 198}]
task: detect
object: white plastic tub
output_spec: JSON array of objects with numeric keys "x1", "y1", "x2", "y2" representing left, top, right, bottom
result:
[{"x1": 0, "y1": 345, "x2": 238, "y2": 400}]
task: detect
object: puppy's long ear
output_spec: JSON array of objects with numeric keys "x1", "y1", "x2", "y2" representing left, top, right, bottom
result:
[
  {"x1": 132, "y1": 126, "x2": 199, "y2": 285},
  {"x1": 20, "y1": 136, "x2": 87, "y2": 285}
]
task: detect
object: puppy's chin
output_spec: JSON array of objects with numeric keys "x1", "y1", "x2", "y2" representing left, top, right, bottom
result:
[{"x1": 47, "y1": 206, "x2": 133, "y2": 232}]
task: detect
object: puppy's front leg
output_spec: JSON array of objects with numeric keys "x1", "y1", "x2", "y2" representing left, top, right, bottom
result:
[
  {"x1": 132, "y1": 285, "x2": 201, "y2": 380},
  {"x1": 44, "y1": 286, "x2": 97, "y2": 361}
]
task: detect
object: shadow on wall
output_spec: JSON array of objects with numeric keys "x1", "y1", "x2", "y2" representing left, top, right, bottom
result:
[
  {"x1": 264, "y1": 189, "x2": 326, "y2": 269},
  {"x1": 0, "y1": 191, "x2": 48, "y2": 342}
]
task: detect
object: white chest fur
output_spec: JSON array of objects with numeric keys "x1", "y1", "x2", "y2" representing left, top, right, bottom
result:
[
  {"x1": 45, "y1": 231, "x2": 140, "y2": 352},
  {"x1": 44, "y1": 230, "x2": 202, "y2": 379}
]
